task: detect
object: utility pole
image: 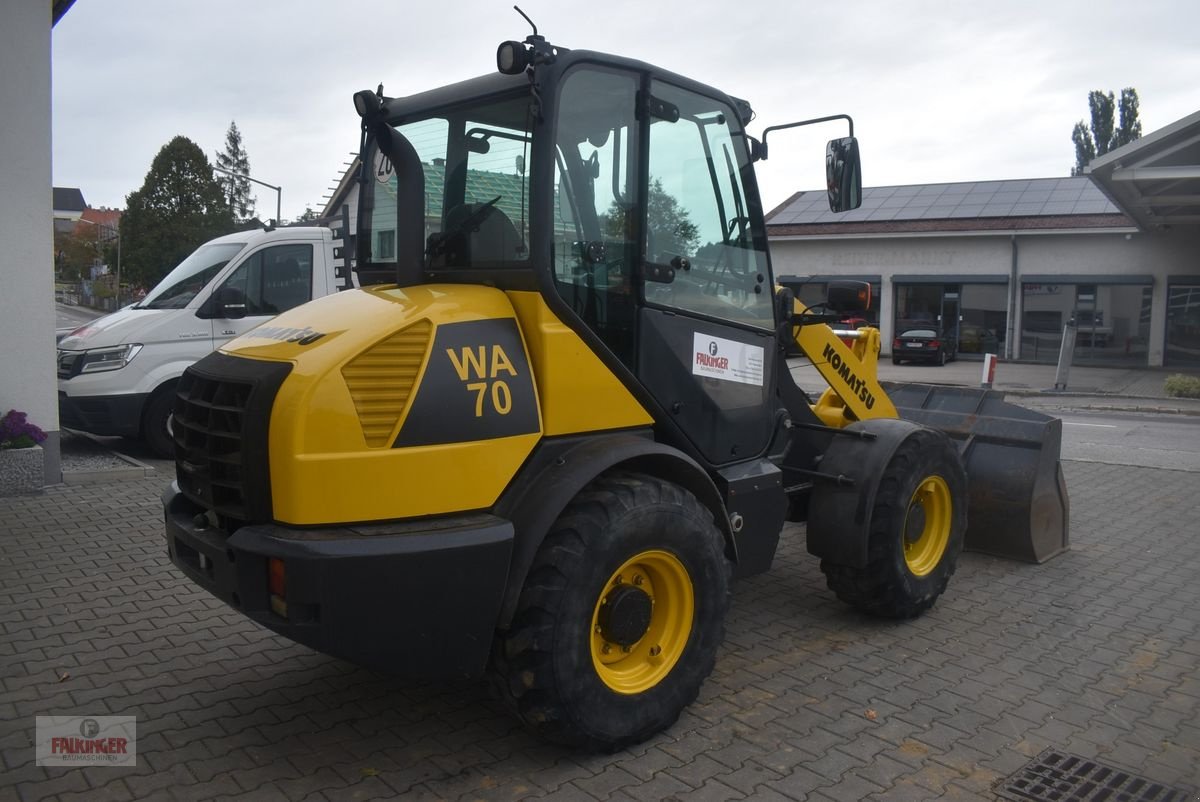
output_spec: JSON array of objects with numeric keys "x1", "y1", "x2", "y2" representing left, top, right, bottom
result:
[{"x1": 212, "y1": 166, "x2": 282, "y2": 224}]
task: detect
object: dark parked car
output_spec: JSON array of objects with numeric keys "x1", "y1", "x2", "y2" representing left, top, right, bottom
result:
[{"x1": 892, "y1": 327, "x2": 957, "y2": 366}]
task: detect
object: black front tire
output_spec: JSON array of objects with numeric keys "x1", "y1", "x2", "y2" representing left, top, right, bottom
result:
[
  {"x1": 490, "y1": 472, "x2": 731, "y2": 751},
  {"x1": 142, "y1": 385, "x2": 177, "y2": 459},
  {"x1": 821, "y1": 427, "x2": 966, "y2": 618}
]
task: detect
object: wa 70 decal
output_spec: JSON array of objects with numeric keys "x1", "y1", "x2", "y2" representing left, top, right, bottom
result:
[
  {"x1": 394, "y1": 318, "x2": 539, "y2": 447},
  {"x1": 447, "y1": 345, "x2": 518, "y2": 417}
]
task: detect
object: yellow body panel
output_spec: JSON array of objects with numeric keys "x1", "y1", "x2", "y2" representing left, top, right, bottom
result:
[
  {"x1": 219, "y1": 284, "x2": 542, "y2": 524},
  {"x1": 507, "y1": 291, "x2": 652, "y2": 435},
  {"x1": 790, "y1": 298, "x2": 898, "y2": 426}
]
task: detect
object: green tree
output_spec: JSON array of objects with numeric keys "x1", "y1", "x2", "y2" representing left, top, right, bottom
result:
[
  {"x1": 215, "y1": 121, "x2": 255, "y2": 221},
  {"x1": 294, "y1": 206, "x2": 319, "y2": 224},
  {"x1": 604, "y1": 177, "x2": 699, "y2": 256},
  {"x1": 120, "y1": 136, "x2": 234, "y2": 289},
  {"x1": 1071, "y1": 88, "x2": 1142, "y2": 175}
]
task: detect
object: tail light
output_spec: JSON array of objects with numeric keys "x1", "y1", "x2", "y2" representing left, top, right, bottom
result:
[
  {"x1": 268, "y1": 558, "x2": 287, "y2": 618},
  {"x1": 929, "y1": 340, "x2": 941, "y2": 348},
  {"x1": 893, "y1": 338, "x2": 902, "y2": 349}
]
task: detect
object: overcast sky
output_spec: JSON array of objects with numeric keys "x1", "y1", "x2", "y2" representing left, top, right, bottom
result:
[{"x1": 52, "y1": 0, "x2": 1199, "y2": 222}]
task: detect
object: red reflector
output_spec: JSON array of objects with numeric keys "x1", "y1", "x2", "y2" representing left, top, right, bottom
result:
[{"x1": 268, "y1": 558, "x2": 286, "y2": 597}]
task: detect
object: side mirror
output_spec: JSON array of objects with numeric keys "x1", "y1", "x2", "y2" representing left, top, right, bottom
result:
[
  {"x1": 826, "y1": 280, "x2": 871, "y2": 313},
  {"x1": 826, "y1": 137, "x2": 862, "y2": 213},
  {"x1": 216, "y1": 286, "x2": 248, "y2": 319}
]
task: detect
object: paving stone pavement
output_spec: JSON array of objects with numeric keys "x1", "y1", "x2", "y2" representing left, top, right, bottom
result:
[{"x1": 2, "y1": 459, "x2": 1199, "y2": 801}]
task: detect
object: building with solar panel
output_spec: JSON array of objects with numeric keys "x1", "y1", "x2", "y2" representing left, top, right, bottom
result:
[{"x1": 768, "y1": 111, "x2": 1200, "y2": 369}]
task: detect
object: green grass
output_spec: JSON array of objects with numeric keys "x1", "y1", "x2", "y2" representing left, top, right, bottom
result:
[{"x1": 1163, "y1": 374, "x2": 1200, "y2": 399}]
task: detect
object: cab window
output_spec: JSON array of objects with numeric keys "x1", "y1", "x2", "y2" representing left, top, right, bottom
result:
[
  {"x1": 643, "y1": 81, "x2": 773, "y2": 329},
  {"x1": 552, "y1": 67, "x2": 640, "y2": 365},
  {"x1": 218, "y1": 244, "x2": 313, "y2": 316}
]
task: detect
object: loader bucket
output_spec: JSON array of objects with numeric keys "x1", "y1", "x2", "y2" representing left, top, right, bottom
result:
[{"x1": 883, "y1": 383, "x2": 1069, "y2": 563}]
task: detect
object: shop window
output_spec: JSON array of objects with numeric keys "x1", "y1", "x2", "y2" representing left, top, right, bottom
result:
[
  {"x1": 1022, "y1": 282, "x2": 1150, "y2": 365},
  {"x1": 1167, "y1": 284, "x2": 1200, "y2": 367}
]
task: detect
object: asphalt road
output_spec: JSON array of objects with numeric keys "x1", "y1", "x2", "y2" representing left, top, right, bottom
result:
[
  {"x1": 55, "y1": 301, "x2": 104, "y2": 332},
  {"x1": 1058, "y1": 408, "x2": 1200, "y2": 473}
]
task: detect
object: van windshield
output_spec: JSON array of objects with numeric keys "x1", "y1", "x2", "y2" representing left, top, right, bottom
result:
[{"x1": 137, "y1": 242, "x2": 246, "y2": 309}]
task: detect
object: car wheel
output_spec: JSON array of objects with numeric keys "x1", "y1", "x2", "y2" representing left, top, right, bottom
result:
[{"x1": 142, "y1": 384, "x2": 178, "y2": 458}]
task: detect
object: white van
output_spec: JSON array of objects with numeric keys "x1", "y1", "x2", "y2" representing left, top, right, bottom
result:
[{"x1": 57, "y1": 225, "x2": 352, "y2": 456}]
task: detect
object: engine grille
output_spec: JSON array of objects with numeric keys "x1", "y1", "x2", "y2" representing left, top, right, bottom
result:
[
  {"x1": 57, "y1": 351, "x2": 81, "y2": 379},
  {"x1": 173, "y1": 372, "x2": 254, "y2": 520},
  {"x1": 341, "y1": 319, "x2": 431, "y2": 447},
  {"x1": 171, "y1": 353, "x2": 292, "y2": 525}
]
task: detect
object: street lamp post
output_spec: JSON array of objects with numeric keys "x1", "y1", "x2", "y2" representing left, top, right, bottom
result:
[
  {"x1": 74, "y1": 217, "x2": 121, "y2": 308},
  {"x1": 212, "y1": 166, "x2": 282, "y2": 224}
]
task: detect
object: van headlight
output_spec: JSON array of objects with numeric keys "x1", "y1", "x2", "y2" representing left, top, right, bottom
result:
[{"x1": 78, "y1": 344, "x2": 143, "y2": 373}]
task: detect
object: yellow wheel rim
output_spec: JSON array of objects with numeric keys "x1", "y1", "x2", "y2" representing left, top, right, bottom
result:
[
  {"x1": 903, "y1": 475, "x2": 952, "y2": 577},
  {"x1": 590, "y1": 550, "x2": 694, "y2": 695}
]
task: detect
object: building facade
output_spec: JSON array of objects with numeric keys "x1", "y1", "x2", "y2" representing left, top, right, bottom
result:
[{"x1": 768, "y1": 115, "x2": 1200, "y2": 370}]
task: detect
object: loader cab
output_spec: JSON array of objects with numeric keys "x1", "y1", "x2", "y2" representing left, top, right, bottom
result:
[{"x1": 355, "y1": 45, "x2": 839, "y2": 466}]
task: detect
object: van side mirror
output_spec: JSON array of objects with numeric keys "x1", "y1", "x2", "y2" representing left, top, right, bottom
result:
[
  {"x1": 826, "y1": 137, "x2": 862, "y2": 213},
  {"x1": 215, "y1": 286, "x2": 248, "y2": 319}
]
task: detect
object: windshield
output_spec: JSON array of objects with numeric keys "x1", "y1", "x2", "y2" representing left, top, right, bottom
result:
[
  {"x1": 138, "y1": 242, "x2": 246, "y2": 309},
  {"x1": 360, "y1": 92, "x2": 533, "y2": 273}
]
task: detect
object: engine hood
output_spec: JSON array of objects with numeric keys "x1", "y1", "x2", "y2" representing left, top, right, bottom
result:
[{"x1": 57, "y1": 306, "x2": 205, "y2": 351}]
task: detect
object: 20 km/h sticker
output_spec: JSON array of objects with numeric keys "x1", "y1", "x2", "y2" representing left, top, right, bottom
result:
[{"x1": 692, "y1": 333, "x2": 764, "y2": 386}]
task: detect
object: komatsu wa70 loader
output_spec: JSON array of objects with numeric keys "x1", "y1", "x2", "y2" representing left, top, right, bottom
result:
[{"x1": 164, "y1": 26, "x2": 1068, "y2": 750}]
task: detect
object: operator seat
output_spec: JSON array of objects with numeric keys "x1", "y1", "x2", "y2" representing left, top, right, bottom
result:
[{"x1": 438, "y1": 203, "x2": 524, "y2": 267}]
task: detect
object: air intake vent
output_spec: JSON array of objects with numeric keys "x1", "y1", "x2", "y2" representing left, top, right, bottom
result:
[
  {"x1": 172, "y1": 353, "x2": 292, "y2": 525},
  {"x1": 174, "y1": 373, "x2": 254, "y2": 519},
  {"x1": 341, "y1": 319, "x2": 432, "y2": 447}
]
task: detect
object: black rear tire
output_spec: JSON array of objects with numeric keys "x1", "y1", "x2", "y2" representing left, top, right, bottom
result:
[
  {"x1": 820, "y1": 427, "x2": 966, "y2": 618},
  {"x1": 490, "y1": 471, "x2": 730, "y2": 751},
  {"x1": 142, "y1": 385, "x2": 177, "y2": 459}
]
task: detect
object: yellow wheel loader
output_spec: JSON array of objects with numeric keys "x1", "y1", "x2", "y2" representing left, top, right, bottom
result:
[{"x1": 163, "y1": 24, "x2": 1068, "y2": 751}]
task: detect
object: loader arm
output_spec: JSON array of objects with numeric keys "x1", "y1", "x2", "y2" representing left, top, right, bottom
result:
[{"x1": 789, "y1": 296, "x2": 898, "y2": 427}]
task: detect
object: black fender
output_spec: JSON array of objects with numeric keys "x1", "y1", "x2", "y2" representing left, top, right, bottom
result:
[
  {"x1": 805, "y1": 418, "x2": 926, "y2": 568},
  {"x1": 493, "y1": 430, "x2": 733, "y2": 629}
]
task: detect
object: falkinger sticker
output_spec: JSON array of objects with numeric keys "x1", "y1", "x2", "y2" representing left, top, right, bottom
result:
[
  {"x1": 36, "y1": 716, "x2": 137, "y2": 767},
  {"x1": 692, "y1": 332, "x2": 764, "y2": 386}
]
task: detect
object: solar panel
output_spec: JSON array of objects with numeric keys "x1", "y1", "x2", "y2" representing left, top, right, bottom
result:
[{"x1": 770, "y1": 176, "x2": 1122, "y2": 225}]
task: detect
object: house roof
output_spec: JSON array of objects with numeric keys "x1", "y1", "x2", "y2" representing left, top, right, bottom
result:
[
  {"x1": 52, "y1": 187, "x2": 86, "y2": 213},
  {"x1": 768, "y1": 176, "x2": 1122, "y2": 225},
  {"x1": 79, "y1": 207, "x2": 121, "y2": 230},
  {"x1": 1086, "y1": 109, "x2": 1200, "y2": 232}
]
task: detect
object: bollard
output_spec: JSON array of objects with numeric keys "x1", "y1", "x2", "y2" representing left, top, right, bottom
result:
[
  {"x1": 980, "y1": 353, "x2": 997, "y2": 388},
  {"x1": 1054, "y1": 324, "x2": 1077, "y2": 391}
]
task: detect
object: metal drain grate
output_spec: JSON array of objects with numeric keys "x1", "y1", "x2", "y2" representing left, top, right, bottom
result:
[{"x1": 998, "y1": 749, "x2": 1191, "y2": 802}]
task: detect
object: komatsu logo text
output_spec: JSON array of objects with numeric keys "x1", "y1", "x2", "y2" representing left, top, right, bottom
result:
[
  {"x1": 821, "y1": 343, "x2": 877, "y2": 409},
  {"x1": 249, "y1": 325, "x2": 327, "y2": 346}
]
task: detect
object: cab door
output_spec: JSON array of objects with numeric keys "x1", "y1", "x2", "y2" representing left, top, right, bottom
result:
[
  {"x1": 209, "y1": 243, "x2": 315, "y2": 346},
  {"x1": 634, "y1": 79, "x2": 777, "y2": 466},
  {"x1": 550, "y1": 69, "x2": 776, "y2": 467}
]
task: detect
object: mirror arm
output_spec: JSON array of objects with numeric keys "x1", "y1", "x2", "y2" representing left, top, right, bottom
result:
[{"x1": 758, "y1": 114, "x2": 855, "y2": 160}]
